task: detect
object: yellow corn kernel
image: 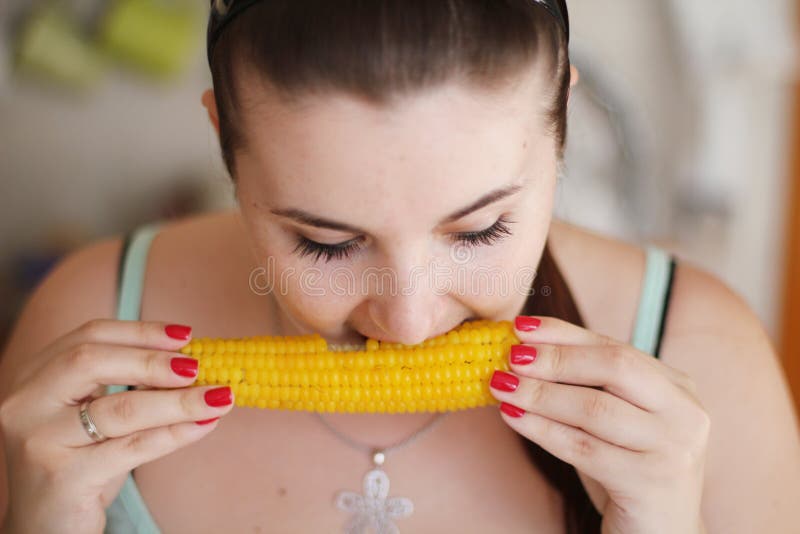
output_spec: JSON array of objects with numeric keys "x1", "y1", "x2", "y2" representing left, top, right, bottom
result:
[{"x1": 180, "y1": 319, "x2": 519, "y2": 414}]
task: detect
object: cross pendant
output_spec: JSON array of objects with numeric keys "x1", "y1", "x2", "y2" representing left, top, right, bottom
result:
[{"x1": 334, "y1": 452, "x2": 414, "y2": 534}]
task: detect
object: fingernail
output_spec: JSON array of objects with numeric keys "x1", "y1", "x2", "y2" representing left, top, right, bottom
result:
[
  {"x1": 514, "y1": 316, "x2": 541, "y2": 332},
  {"x1": 205, "y1": 386, "x2": 233, "y2": 407},
  {"x1": 500, "y1": 402, "x2": 526, "y2": 418},
  {"x1": 170, "y1": 357, "x2": 198, "y2": 378},
  {"x1": 510, "y1": 345, "x2": 537, "y2": 365},
  {"x1": 195, "y1": 417, "x2": 220, "y2": 425},
  {"x1": 165, "y1": 324, "x2": 192, "y2": 340},
  {"x1": 490, "y1": 370, "x2": 519, "y2": 392}
]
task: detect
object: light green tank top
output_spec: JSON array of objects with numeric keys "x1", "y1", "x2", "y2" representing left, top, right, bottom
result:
[{"x1": 103, "y1": 221, "x2": 677, "y2": 533}]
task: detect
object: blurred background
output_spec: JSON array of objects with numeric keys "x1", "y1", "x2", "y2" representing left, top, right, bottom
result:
[{"x1": 0, "y1": 0, "x2": 798, "y2": 411}]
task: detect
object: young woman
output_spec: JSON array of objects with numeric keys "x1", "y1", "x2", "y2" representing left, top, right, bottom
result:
[{"x1": 1, "y1": 1, "x2": 798, "y2": 533}]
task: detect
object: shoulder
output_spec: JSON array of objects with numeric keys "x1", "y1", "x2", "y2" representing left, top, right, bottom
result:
[
  {"x1": 547, "y1": 218, "x2": 647, "y2": 341},
  {"x1": 0, "y1": 234, "x2": 123, "y2": 397},
  {"x1": 3, "y1": 236, "x2": 124, "y2": 351},
  {"x1": 0, "y1": 210, "x2": 242, "y2": 393},
  {"x1": 646, "y1": 253, "x2": 800, "y2": 531},
  {"x1": 142, "y1": 209, "x2": 251, "y2": 279},
  {"x1": 549, "y1": 219, "x2": 800, "y2": 531},
  {"x1": 546, "y1": 217, "x2": 773, "y2": 358},
  {"x1": 136, "y1": 209, "x2": 259, "y2": 335},
  {"x1": 548, "y1": 218, "x2": 787, "y2": 393}
]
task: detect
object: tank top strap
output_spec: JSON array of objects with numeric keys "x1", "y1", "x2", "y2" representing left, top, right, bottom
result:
[
  {"x1": 103, "y1": 222, "x2": 164, "y2": 534},
  {"x1": 106, "y1": 221, "x2": 163, "y2": 396},
  {"x1": 116, "y1": 222, "x2": 163, "y2": 321},
  {"x1": 630, "y1": 245, "x2": 677, "y2": 358}
]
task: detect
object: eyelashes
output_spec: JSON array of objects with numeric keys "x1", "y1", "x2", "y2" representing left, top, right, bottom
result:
[
  {"x1": 291, "y1": 236, "x2": 365, "y2": 264},
  {"x1": 453, "y1": 215, "x2": 515, "y2": 247},
  {"x1": 292, "y1": 216, "x2": 516, "y2": 264}
]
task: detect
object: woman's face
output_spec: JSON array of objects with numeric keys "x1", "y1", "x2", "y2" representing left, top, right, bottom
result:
[{"x1": 203, "y1": 65, "x2": 570, "y2": 345}]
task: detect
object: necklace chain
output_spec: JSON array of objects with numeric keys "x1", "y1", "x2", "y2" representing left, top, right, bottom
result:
[{"x1": 314, "y1": 412, "x2": 448, "y2": 459}]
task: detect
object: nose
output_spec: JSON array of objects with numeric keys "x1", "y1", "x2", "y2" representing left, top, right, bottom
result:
[
  {"x1": 368, "y1": 297, "x2": 436, "y2": 345},
  {"x1": 366, "y1": 261, "x2": 439, "y2": 345}
]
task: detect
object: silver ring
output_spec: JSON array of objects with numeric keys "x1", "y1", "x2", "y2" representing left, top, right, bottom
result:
[{"x1": 79, "y1": 399, "x2": 107, "y2": 443}]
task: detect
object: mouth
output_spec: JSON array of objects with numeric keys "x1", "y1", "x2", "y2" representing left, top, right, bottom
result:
[{"x1": 330, "y1": 317, "x2": 481, "y2": 352}]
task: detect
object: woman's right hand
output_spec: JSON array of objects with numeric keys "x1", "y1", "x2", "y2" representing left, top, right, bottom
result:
[{"x1": 0, "y1": 319, "x2": 235, "y2": 534}]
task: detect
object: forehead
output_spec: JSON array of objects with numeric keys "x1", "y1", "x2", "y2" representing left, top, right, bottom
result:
[{"x1": 233, "y1": 68, "x2": 553, "y2": 230}]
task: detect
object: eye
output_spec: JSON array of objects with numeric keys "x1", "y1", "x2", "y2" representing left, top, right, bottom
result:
[
  {"x1": 292, "y1": 236, "x2": 364, "y2": 263},
  {"x1": 452, "y1": 215, "x2": 515, "y2": 247},
  {"x1": 292, "y1": 215, "x2": 515, "y2": 264}
]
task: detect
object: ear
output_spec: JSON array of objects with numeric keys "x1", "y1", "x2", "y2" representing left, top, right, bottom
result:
[
  {"x1": 567, "y1": 64, "x2": 579, "y2": 102},
  {"x1": 201, "y1": 88, "x2": 221, "y2": 135},
  {"x1": 569, "y1": 64, "x2": 580, "y2": 88}
]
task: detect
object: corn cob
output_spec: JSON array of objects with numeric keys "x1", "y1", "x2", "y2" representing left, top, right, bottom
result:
[{"x1": 179, "y1": 319, "x2": 519, "y2": 414}]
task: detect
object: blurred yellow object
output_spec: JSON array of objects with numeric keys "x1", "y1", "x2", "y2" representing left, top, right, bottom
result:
[
  {"x1": 13, "y1": 1, "x2": 105, "y2": 91},
  {"x1": 180, "y1": 320, "x2": 520, "y2": 414},
  {"x1": 98, "y1": 0, "x2": 203, "y2": 79}
]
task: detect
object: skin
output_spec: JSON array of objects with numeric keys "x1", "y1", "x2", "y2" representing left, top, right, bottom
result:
[
  {"x1": 1, "y1": 55, "x2": 798, "y2": 533},
  {"x1": 202, "y1": 64, "x2": 579, "y2": 347},
  {"x1": 201, "y1": 62, "x2": 711, "y2": 533}
]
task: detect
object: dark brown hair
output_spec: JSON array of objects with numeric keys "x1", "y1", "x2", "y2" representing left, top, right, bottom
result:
[
  {"x1": 523, "y1": 245, "x2": 602, "y2": 531},
  {"x1": 209, "y1": 0, "x2": 571, "y2": 180},
  {"x1": 209, "y1": 1, "x2": 600, "y2": 531}
]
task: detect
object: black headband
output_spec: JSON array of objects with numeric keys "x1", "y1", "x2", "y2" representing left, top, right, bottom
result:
[{"x1": 207, "y1": 0, "x2": 570, "y2": 67}]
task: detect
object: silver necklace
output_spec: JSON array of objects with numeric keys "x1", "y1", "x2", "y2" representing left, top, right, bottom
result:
[{"x1": 314, "y1": 411, "x2": 448, "y2": 534}]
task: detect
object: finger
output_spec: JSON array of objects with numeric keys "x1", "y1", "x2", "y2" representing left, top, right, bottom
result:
[
  {"x1": 508, "y1": 343, "x2": 681, "y2": 412},
  {"x1": 58, "y1": 385, "x2": 235, "y2": 447},
  {"x1": 512, "y1": 315, "x2": 690, "y2": 389},
  {"x1": 78, "y1": 420, "x2": 221, "y2": 486},
  {"x1": 52, "y1": 319, "x2": 193, "y2": 357},
  {"x1": 489, "y1": 371, "x2": 663, "y2": 451},
  {"x1": 38, "y1": 344, "x2": 200, "y2": 405},
  {"x1": 10, "y1": 321, "x2": 193, "y2": 394},
  {"x1": 513, "y1": 315, "x2": 619, "y2": 346},
  {"x1": 498, "y1": 401, "x2": 638, "y2": 485}
]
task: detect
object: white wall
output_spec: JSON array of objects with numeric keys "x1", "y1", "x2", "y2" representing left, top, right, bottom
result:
[
  {"x1": 557, "y1": 0, "x2": 798, "y2": 341},
  {"x1": 0, "y1": 40, "x2": 235, "y2": 261}
]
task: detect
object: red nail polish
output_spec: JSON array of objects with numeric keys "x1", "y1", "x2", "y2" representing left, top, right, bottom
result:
[
  {"x1": 165, "y1": 324, "x2": 192, "y2": 340},
  {"x1": 490, "y1": 370, "x2": 519, "y2": 392},
  {"x1": 170, "y1": 357, "x2": 198, "y2": 378},
  {"x1": 510, "y1": 345, "x2": 537, "y2": 365},
  {"x1": 205, "y1": 386, "x2": 233, "y2": 407},
  {"x1": 195, "y1": 417, "x2": 220, "y2": 425},
  {"x1": 515, "y1": 316, "x2": 541, "y2": 332},
  {"x1": 500, "y1": 402, "x2": 526, "y2": 418}
]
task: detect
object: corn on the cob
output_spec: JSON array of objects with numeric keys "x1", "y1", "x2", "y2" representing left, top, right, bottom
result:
[{"x1": 179, "y1": 319, "x2": 519, "y2": 414}]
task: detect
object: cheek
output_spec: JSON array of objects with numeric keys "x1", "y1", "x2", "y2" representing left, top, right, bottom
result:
[
  {"x1": 457, "y1": 207, "x2": 550, "y2": 307},
  {"x1": 260, "y1": 252, "x2": 366, "y2": 332},
  {"x1": 454, "y1": 256, "x2": 531, "y2": 304}
]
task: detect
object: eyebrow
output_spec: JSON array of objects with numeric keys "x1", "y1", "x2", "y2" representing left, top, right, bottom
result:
[{"x1": 270, "y1": 177, "x2": 527, "y2": 234}]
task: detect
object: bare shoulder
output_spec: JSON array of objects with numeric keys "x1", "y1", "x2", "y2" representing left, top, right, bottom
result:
[
  {"x1": 655, "y1": 255, "x2": 800, "y2": 531},
  {"x1": 0, "y1": 233, "x2": 129, "y2": 519},
  {"x1": 0, "y1": 235, "x2": 123, "y2": 395},
  {"x1": 138, "y1": 209, "x2": 263, "y2": 337},
  {"x1": 0, "y1": 211, "x2": 243, "y2": 395},
  {"x1": 549, "y1": 218, "x2": 800, "y2": 532},
  {"x1": 546, "y1": 218, "x2": 647, "y2": 341}
]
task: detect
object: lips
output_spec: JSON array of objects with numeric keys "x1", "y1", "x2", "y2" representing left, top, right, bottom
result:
[
  {"x1": 352, "y1": 316, "x2": 480, "y2": 345},
  {"x1": 427, "y1": 316, "x2": 481, "y2": 340}
]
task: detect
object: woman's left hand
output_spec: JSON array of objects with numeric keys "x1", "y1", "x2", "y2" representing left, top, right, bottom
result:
[{"x1": 489, "y1": 316, "x2": 710, "y2": 534}]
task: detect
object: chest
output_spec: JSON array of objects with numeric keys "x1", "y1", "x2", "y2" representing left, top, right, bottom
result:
[
  {"x1": 126, "y1": 217, "x2": 634, "y2": 532},
  {"x1": 132, "y1": 407, "x2": 566, "y2": 533}
]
